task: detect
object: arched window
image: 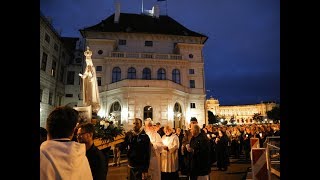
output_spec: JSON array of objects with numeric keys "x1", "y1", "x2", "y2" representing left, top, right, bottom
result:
[
  {"x1": 112, "y1": 67, "x2": 121, "y2": 83},
  {"x1": 127, "y1": 67, "x2": 136, "y2": 79},
  {"x1": 157, "y1": 68, "x2": 166, "y2": 80},
  {"x1": 109, "y1": 101, "x2": 122, "y2": 125},
  {"x1": 144, "y1": 106, "x2": 153, "y2": 120},
  {"x1": 173, "y1": 102, "x2": 183, "y2": 128},
  {"x1": 142, "y1": 68, "x2": 151, "y2": 80},
  {"x1": 172, "y1": 69, "x2": 180, "y2": 84}
]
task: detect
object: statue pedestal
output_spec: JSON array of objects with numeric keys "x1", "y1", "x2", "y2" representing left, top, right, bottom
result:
[{"x1": 74, "y1": 105, "x2": 92, "y2": 123}]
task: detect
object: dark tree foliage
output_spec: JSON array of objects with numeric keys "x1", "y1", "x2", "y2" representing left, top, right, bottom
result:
[{"x1": 267, "y1": 106, "x2": 280, "y2": 123}]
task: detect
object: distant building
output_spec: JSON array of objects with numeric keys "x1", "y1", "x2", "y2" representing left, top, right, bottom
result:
[
  {"x1": 79, "y1": 3, "x2": 208, "y2": 130},
  {"x1": 206, "y1": 97, "x2": 278, "y2": 124}
]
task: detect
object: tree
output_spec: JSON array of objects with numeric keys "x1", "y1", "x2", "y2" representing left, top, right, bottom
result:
[
  {"x1": 208, "y1": 111, "x2": 217, "y2": 124},
  {"x1": 252, "y1": 113, "x2": 263, "y2": 122},
  {"x1": 267, "y1": 106, "x2": 280, "y2": 123}
]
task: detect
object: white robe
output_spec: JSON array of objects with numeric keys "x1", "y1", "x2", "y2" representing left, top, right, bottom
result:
[
  {"x1": 160, "y1": 134, "x2": 179, "y2": 173},
  {"x1": 40, "y1": 139, "x2": 93, "y2": 180},
  {"x1": 146, "y1": 130, "x2": 163, "y2": 180}
]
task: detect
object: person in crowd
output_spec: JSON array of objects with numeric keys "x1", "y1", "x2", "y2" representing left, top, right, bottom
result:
[
  {"x1": 40, "y1": 106, "x2": 92, "y2": 180},
  {"x1": 181, "y1": 117, "x2": 205, "y2": 175},
  {"x1": 120, "y1": 118, "x2": 151, "y2": 180},
  {"x1": 156, "y1": 122, "x2": 165, "y2": 137},
  {"x1": 215, "y1": 130, "x2": 229, "y2": 171},
  {"x1": 175, "y1": 127, "x2": 184, "y2": 171},
  {"x1": 145, "y1": 119, "x2": 163, "y2": 180},
  {"x1": 77, "y1": 122, "x2": 107, "y2": 180},
  {"x1": 243, "y1": 127, "x2": 253, "y2": 161},
  {"x1": 112, "y1": 143, "x2": 121, "y2": 167},
  {"x1": 40, "y1": 127, "x2": 47, "y2": 146},
  {"x1": 160, "y1": 125, "x2": 180, "y2": 180},
  {"x1": 187, "y1": 124, "x2": 211, "y2": 180}
]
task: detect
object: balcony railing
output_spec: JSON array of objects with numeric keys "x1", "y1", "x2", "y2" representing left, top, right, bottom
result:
[{"x1": 108, "y1": 52, "x2": 182, "y2": 60}]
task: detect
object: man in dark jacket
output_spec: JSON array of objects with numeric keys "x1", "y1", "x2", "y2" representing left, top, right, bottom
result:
[
  {"x1": 120, "y1": 118, "x2": 151, "y2": 180},
  {"x1": 77, "y1": 123, "x2": 107, "y2": 180}
]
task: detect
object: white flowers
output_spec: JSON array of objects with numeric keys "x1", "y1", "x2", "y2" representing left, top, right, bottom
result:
[{"x1": 99, "y1": 120, "x2": 109, "y2": 129}]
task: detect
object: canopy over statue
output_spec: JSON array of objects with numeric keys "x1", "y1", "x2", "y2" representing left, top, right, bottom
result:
[{"x1": 79, "y1": 46, "x2": 101, "y2": 113}]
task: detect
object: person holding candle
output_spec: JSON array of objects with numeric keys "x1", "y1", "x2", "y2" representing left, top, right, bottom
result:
[
  {"x1": 187, "y1": 124, "x2": 211, "y2": 179},
  {"x1": 160, "y1": 125, "x2": 179, "y2": 180}
]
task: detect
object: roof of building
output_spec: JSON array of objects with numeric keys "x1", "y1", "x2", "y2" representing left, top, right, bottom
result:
[{"x1": 80, "y1": 13, "x2": 208, "y2": 42}]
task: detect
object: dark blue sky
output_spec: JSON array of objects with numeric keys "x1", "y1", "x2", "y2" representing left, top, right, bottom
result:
[{"x1": 40, "y1": 0, "x2": 280, "y2": 106}]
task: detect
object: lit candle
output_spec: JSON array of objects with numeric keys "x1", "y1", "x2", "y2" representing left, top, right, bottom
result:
[{"x1": 163, "y1": 137, "x2": 169, "y2": 146}]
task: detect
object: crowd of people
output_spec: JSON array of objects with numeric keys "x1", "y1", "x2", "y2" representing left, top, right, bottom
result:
[{"x1": 40, "y1": 105, "x2": 280, "y2": 180}]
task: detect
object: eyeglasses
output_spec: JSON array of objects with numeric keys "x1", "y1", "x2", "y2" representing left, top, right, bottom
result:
[{"x1": 77, "y1": 132, "x2": 88, "y2": 137}]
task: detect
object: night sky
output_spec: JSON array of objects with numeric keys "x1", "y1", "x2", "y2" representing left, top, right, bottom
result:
[{"x1": 40, "y1": 0, "x2": 280, "y2": 106}]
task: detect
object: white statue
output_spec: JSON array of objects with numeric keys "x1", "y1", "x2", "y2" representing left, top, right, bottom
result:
[{"x1": 79, "y1": 46, "x2": 100, "y2": 113}]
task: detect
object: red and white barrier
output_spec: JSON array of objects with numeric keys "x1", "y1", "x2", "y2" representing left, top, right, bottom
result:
[
  {"x1": 250, "y1": 138, "x2": 260, "y2": 148},
  {"x1": 251, "y1": 148, "x2": 270, "y2": 180}
]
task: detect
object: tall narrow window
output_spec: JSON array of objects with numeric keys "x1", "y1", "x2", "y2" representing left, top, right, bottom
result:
[
  {"x1": 144, "y1": 106, "x2": 153, "y2": 120},
  {"x1": 189, "y1": 80, "x2": 195, "y2": 88},
  {"x1": 112, "y1": 67, "x2": 121, "y2": 83},
  {"x1": 49, "y1": 92, "x2": 53, "y2": 105},
  {"x1": 127, "y1": 67, "x2": 136, "y2": 79},
  {"x1": 41, "y1": 52, "x2": 48, "y2": 71},
  {"x1": 51, "y1": 59, "x2": 56, "y2": 77},
  {"x1": 97, "y1": 77, "x2": 102, "y2": 86},
  {"x1": 190, "y1": 103, "x2": 196, "y2": 108},
  {"x1": 157, "y1": 68, "x2": 166, "y2": 80},
  {"x1": 67, "y1": 71, "x2": 75, "y2": 85},
  {"x1": 54, "y1": 43, "x2": 59, "y2": 51},
  {"x1": 142, "y1": 68, "x2": 151, "y2": 80},
  {"x1": 45, "y1": 33, "x2": 50, "y2": 43},
  {"x1": 172, "y1": 69, "x2": 180, "y2": 84},
  {"x1": 59, "y1": 67, "x2": 64, "y2": 82}
]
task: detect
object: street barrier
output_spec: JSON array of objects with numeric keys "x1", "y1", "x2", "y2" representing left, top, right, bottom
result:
[
  {"x1": 250, "y1": 138, "x2": 260, "y2": 149},
  {"x1": 251, "y1": 148, "x2": 270, "y2": 180}
]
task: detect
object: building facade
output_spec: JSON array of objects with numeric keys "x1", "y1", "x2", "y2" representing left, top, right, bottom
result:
[
  {"x1": 40, "y1": 11, "x2": 83, "y2": 127},
  {"x1": 206, "y1": 96, "x2": 278, "y2": 124},
  {"x1": 79, "y1": 4, "x2": 208, "y2": 130}
]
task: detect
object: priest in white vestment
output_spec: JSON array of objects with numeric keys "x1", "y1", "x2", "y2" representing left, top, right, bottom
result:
[
  {"x1": 145, "y1": 119, "x2": 163, "y2": 180},
  {"x1": 160, "y1": 125, "x2": 179, "y2": 179}
]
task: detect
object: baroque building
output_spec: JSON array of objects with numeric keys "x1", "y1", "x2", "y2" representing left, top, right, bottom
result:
[
  {"x1": 206, "y1": 97, "x2": 278, "y2": 124},
  {"x1": 79, "y1": 4, "x2": 208, "y2": 130}
]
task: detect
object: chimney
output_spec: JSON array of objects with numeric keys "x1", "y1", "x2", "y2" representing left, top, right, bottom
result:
[
  {"x1": 153, "y1": 5, "x2": 160, "y2": 18},
  {"x1": 114, "y1": 1, "x2": 120, "y2": 23}
]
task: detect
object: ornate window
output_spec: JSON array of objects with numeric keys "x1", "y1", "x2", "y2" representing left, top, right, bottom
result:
[
  {"x1": 144, "y1": 106, "x2": 153, "y2": 120},
  {"x1": 112, "y1": 67, "x2": 121, "y2": 83},
  {"x1": 142, "y1": 68, "x2": 151, "y2": 80},
  {"x1": 157, "y1": 68, "x2": 166, "y2": 80},
  {"x1": 172, "y1": 69, "x2": 180, "y2": 84},
  {"x1": 128, "y1": 67, "x2": 136, "y2": 79}
]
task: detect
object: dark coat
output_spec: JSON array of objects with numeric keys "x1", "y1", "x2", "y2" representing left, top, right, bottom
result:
[
  {"x1": 189, "y1": 133, "x2": 211, "y2": 176},
  {"x1": 120, "y1": 129, "x2": 151, "y2": 172},
  {"x1": 86, "y1": 144, "x2": 107, "y2": 180}
]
